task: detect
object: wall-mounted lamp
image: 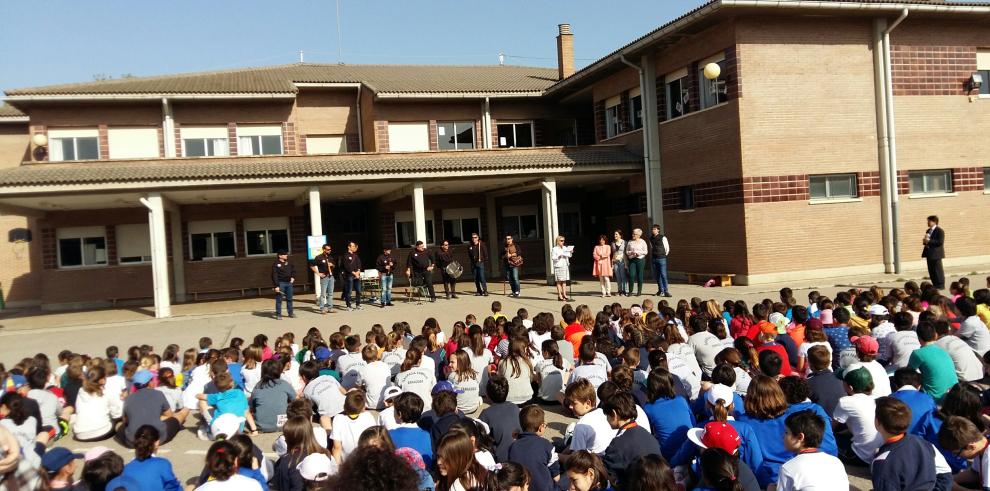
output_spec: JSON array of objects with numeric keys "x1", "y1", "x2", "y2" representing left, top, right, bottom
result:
[{"x1": 31, "y1": 133, "x2": 48, "y2": 161}]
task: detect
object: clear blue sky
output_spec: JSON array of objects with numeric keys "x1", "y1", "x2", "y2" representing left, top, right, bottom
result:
[{"x1": 0, "y1": 0, "x2": 704, "y2": 93}]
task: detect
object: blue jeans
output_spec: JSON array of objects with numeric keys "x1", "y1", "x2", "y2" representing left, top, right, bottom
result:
[
  {"x1": 275, "y1": 282, "x2": 293, "y2": 316},
  {"x1": 380, "y1": 274, "x2": 393, "y2": 304},
  {"x1": 342, "y1": 276, "x2": 361, "y2": 307},
  {"x1": 473, "y1": 264, "x2": 488, "y2": 294},
  {"x1": 318, "y1": 275, "x2": 334, "y2": 310},
  {"x1": 653, "y1": 257, "x2": 669, "y2": 293},
  {"x1": 612, "y1": 262, "x2": 628, "y2": 294},
  {"x1": 506, "y1": 266, "x2": 520, "y2": 295}
]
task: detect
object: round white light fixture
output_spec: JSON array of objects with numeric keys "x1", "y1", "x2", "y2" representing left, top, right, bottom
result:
[
  {"x1": 32, "y1": 133, "x2": 48, "y2": 147},
  {"x1": 703, "y1": 62, "x2": 721, "y2": 80}
]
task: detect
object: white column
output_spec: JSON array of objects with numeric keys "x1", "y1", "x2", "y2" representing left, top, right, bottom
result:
[
  {"x1": 169, "y1": 209, "x2": 186, "y2": 302},
  {"x1": 141, "y1": 193, "x2": 171, "y2": 318},
  {"x1": 485, "y1": 193, "x2": 500, "y2": 277},
  {"x1": 412, "y1": 183, "x2": 427, "y2": 244},
  {"x1": 309, "y1": 186, "x2": 323, "y2": 298},
  {"x1": 641, "y1": 54, "x2": 664, "y2": 228},
  {"x1": 541, "y1": 179, "x2": 559, "y2": 286},
  {"x1": 161, "y1": 98, "x2": 176, "y2": 158}
]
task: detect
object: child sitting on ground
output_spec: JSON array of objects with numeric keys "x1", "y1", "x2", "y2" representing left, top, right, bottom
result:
[
  {"x1": 890, "y1": 367, "x2": 937, "y2": 436},
  {"x1": 478, "y1": 373, "x2": 521, "y2": 463},
  {"x1": 507, "y1": 405, "x2": 560, "y2": 491},
  {"x1": 329, "y1": 390, "x2": 376, "y2": 462},
  {"x1": 875, "y1": 397, "x2": 952, "y2": 490},
  {"x1": 832, "y1": 366, "x2": 880, "y2": 466},
  {"x1": 601, "y1": 392, "x2": 660, "y2": 487},
  {"x1": 775, "y1": 409, "x2": 848, "y2": 491},
  {"x1": 939, "y1": 415, "x2": 990, "y2": 491},
  {"x1": 197, "y1": 372, "x2": 258, "y2": 440},
  {"x1": 388, "y1": 392, "x2": 433, "y2": 468}
]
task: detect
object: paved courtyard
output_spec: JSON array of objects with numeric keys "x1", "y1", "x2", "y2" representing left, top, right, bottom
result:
[{"x1": 3, "y1": 262, "x2": 987, "y2": 489}]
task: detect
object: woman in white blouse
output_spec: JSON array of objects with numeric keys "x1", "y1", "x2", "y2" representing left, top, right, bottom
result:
[
  {"x1": 550, "y1": 236, "x2": 572, "y2": 302},
  {"x1": 625, "y1": 228, "x2": 648, "y2": 297}
]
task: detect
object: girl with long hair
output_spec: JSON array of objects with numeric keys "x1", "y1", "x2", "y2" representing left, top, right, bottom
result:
[
  {"x1": 73, "y1": 365, "x2": 123, "y2": 442},
  {"x1": 447, "y1": 350, "x2": 481, "y2": 413},
  {"x1": 496, "y1": 337, "x2": 535, "y2": 405},
  {"x1": 437, "y1": 430, "x2": 497, "y2": 491},
  {"x1": 535, "y1": 339, "x2": 570, "y2": 403},
  {"x1": 124, "y1": 425, "x2": 182, "y2": 490},
  {"x1": 241, "y1": 345, "x2": 264, "y2": 395},
  {"x1": 565, "y1": 450, "x2": 612, "y2": 491},
  {"x1": 195, "y1": 440, "x2": 264, "y2": 490},
  {"x1": 272, "y1": 416, "x2": 334, "y2": 491},
  {"x1": 396, "y1": 348, "x2": 436, "y2": 404},
  {"x1": 250, "y1": 359, "x2": 297, "y2": 433}
]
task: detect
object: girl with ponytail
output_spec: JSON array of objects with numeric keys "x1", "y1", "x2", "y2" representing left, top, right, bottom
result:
[
  {"x1": 535, "y1": 339, "x2": 571, "y2": 403},
  {"x1": 395, "y1": 348, "x2": 436, "y2": 404},
  {"x1": 195, "y1": 440, "x2": 264, "y2": 490},
  {"x1": 696, "y1": 448, "x2": 745, "y2": 491},
  {"x1": 123, "y1": 425, "x2": 182, "y2": 490}
]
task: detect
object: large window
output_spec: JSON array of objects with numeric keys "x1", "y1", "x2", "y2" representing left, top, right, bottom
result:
[
  {"x1": 629, "y1": 87, "x2": 643, "y2": 131},
  {"x1": 395, "y1": 211, "x2": 434, "y2": 247},
  {"x1": 502, "y1": 205, "x2": 539, "y2": 240},
  {"x1": 699, "y1": 54, "x2": 728, "y2": 109},
  {"x1": 604, "y1": 96, "x2": 620, "y2": 138},
  {"x1": 679, "y1": 186, "x2": 696, "y2": 210},
  {"x1": 306, "y1": 135, "x2": 346, "y2": 154},
  {"x1": 116, "y1": 223, "x2": 151, "y2": 264},
  {"x1": 57, "y1": 226, "x2": 107, "y2": 268},
  {"x1": 387, "y1": 122, "x2": 430, "y2": 152},
  {"x1": 665, "y1": 68, "x2": 690, "y2": 120},
  {"x1": 437, "y1": 122, "x2": 475, "y2": 151},
  {"x1": 244, "y1": 217, "x2": 289, "y2": 256},
  {"x1": 558, "y1": 203, "x2": 581, "y2": 239},
  {"x1": 496, "y1": 122, "x2": 534, "y2": 148},
  {"x1": 810, "y1": 174, "x2": 857, "y2": 200},
  {"x1": 237, "y1": 125, "x2": 283, "y2": 156},
  {"x1": 189, "y1": 220, "x2": 236, "y2": 261},
  {"x1": 909, "y1": 170, "x2": 952, "y2": 195},
  {"x1": 181, "y1": 126, "x2": 229, "y2": 157},
  {"x1": 442, "y1": 208, "x2": 481, "y2": 244},
  {"x1": 48, "y1": 128, "x2": 99, "y2": 161},
  {"x1": 107, "y1": 127, "x2": 159, "y2": 159}
]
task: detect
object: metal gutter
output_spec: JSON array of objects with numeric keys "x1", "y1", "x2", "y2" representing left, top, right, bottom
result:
[
  {"x1": 374, "y1": 91, "x2": 545, "y2": 99},
  {"x1": 3, "y1": 93, "x2": 297, "y2": 102}
]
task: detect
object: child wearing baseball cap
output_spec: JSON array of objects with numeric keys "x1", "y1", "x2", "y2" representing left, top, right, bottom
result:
[
  {"x1": 849, "y1": 335, "x2": 891, "y2": 397},
  {"x1": 832, "y1": 366, "x2": 881, "y2": 465},
  {"x1": 41, "y1": 447, "x2": 84, "y2": 489},
  {"x1": 685, "y1": 421, "x2": 760, "y2": 490},
  {"x1": 775, "y1": 409, "x2": 847, "y2": 491}
]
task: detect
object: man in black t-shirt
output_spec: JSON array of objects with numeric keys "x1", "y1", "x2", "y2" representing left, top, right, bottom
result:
[
  {"x1": 406, "y1": 241, "x2": 436, "y2": 302},
  {"x1": 339, "y1": 241, "x2": 363, "y2": 310}
]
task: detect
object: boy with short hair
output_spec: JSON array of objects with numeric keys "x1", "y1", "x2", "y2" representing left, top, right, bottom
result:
[
  {"x1": 338, "y1": 324, "x2": 352, "y2": 336},
  {"x1": 336, "y1": 335, "x2": 366, "y2": 389},
  {"x1": 890, "y1": 368, "x2": 937, "y2": 436},
  {"x1": 428, "y1": 384, "x2": 464, "y2": 450},
  {"x1": 356, "y1": 344, "x2": 390, "y2": 410},
  {"x1": 198, "y1": 337, "x2": 212, "y2": 353},
  {"x1": 106, "y1": 346, "x2": 124, "y2": 373},
  {"x1": 330, "y1": 389, "x2": 376, "y2": 461},
  {"x1": 479, "y1": 373, "x2": 521, "y2": 463},
  {"x1": 874, "y1": 397, "x2": 952, "y2": 491},
  {"x1": 222, "y1": 347, "x2": 244, "y2": 390},
  {"x1": 491, "y1": 301, "x2": 506, "y2": 321},
  {"x1": 299, "y1": 360, "x2": 347, "y2": 430},
  {"x1": 564, "y1": 379, "x2": 617, "y2": 455},
  {"x1": 805, "y1": 345, "x2": 845, "y2": 418},
  {"x1": 388, "y1": 392, "x2": 433, "y2": 467},
  {"x1": 508, "y1": 405, "x2": 560, "y2": 491},
  {"x1": 601, "y1": 392, "x2": 660, "y2": 486},
  {"x1": 939, "y1": 416, "x2": 990, "y2": 491},
  {"x1": 776, "y1": 409, "x2": 848, "y2": 491},
  {"x1": 849, "y1": 335, "x2": 891, "y2": 397},
  {"x1": 196, "y1": 371, "x2": 257, "y2": 439},
  {"x1": 908, "y1": 322, "x2": 958, "y2": 403},
  {"x1": 832, "y1": 367, "x2": 880, "y2": 465},
  {"x1": 889, "y1": 312, "x2": 922, "y2": 369}
]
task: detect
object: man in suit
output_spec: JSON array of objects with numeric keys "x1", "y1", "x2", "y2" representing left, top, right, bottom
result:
[{"x1": 922, "y1": 215, "x2": 945, "y2": 289}]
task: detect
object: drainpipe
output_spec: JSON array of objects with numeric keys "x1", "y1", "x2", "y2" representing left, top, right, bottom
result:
[
  {"x1": 620, "y1": 55, "x2": 653, "y2": 218},
  {"x1": 161, "y1": 98, "x2": 176, "y2": 158},
  {"x1": 884, "y1": 8, "x2": 908, "y2": 274},
  {"x1": 482, "y1": 97, "x2": 493, "y2": 149},
  {"x1": 355, "y1": 85, "x2": 363, "y2": 152},
  {"x1": 873, "y1": 19, "x2": 894, "y2": 274}
]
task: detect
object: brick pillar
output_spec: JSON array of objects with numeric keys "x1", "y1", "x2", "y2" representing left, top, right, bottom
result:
[
  {"x1": 156, "y1": 126, "x2": 165, "y2": 158},
  {"x1": 618, "y1": 90, "x2": 630, "y2": 134},
  {"x1": 282, "y1": 122, "x2": 297, "y2": 155},
  {"x1": 374, "y1": 121, "x2": 389, "y2": 152},
  {"x1": 235, "y1": 219, "x2": 246, "y2": 258},
  {"x1": 105, "y1": 225, "x2": 118, "y2": 265},
  {"x1": 490, "y1": 119, "x2": 499, "y2": 148},
  {"x1": 429, "y1": 120, "x2": 439, "y2": 151},
  {"x1": 98, "y1": 124, "x2": 109, "y2": 160},
  {"x1": 298, "y1": 135, "x2": 308, "y2": 155},
  {"x1": 475, "y1": 120, "x2": 483, "y2": 149},
  {"x1": 173, "y1": 123, "x2": 183, "y2": 157},
  {"x1": 227, "y1": 123, "x2": 238, "y2": 156},
  {"x1": 688, "y1": 62, "x2": 701, "y2": 113},
  {"x1": 41, "y1": 227, "x2": 56, "y2": 269},
  {"x1": 593, "y1": 100, "x2": 606, "y2": 143},
  {"x1": 180, "y1": 221, "x2": 190, "y2": 261},
  {"x1": 724, "y1": 46, "x2": 742, "y2": 100},
  {"x1": 380, "y1": 211, "x2": 396, "y2": 248},
  {"x1": 656, "y1": 76, "x2": 668, "y2": 122}
]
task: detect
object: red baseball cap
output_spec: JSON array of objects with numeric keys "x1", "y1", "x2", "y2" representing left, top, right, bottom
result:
[
  {"x1": 687, "y1": 422, "x2": 741, "y2": 455},
  {"x1": 851, "y1": 335, "x2": 879, "y2": 356}
]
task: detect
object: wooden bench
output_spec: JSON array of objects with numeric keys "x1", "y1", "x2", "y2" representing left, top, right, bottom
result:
[
  {"x1": 685, "y1": 273, "x2": 736, "y2": 287},
  {"x1": 190, "y1": 283, "x2": 310, "y2": 302},
  {"x1": 108, "y1": 296, "x2": 153, "y2": 307}
]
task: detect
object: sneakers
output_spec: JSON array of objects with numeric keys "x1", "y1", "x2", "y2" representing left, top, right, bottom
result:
[
  {"x1": 196, "y1": 426, "x2": 210, "y2": 441},
  {"x1": 663, "y1": 292, "x2": 673, "y2": 298}
]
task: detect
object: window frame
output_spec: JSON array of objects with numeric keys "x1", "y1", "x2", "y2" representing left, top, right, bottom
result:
[
  {"x1": 56, "y1": 226, "x2": 108, "y2": 269},
  {"x1": 604, "y1": 103, "x2": 620, "y2": 139},
  {"x1": 441, "y1": 208, "x2": 481, "y2": 244},
  {"x1": 188, "y1": 220, "x2": 237, "y2": 261},
  {"x1": 628, "y1": 87, "x2": 643, "y2": 131},
  {"x1": 115, "y1": 223, "x2": 152, "y2": 264},
  {"x1": 496, "y1": 121, "x2": 535, "y2": 148},
  {"x1": 48, "y1": 128, "x2": 100, "y2": 162},
  {"x1": 698, "y1": 54, "x2": 728, "y2": 110},
  {"x1": 243, "y1": 217, "x2": 290, "y2": 257},
  {"x1": 437, "y1": 121, "x2": 476, "y2": 151},
  {"x1": 809, "y1": 173, "x2": 859, "y2": 201},
  {"x1": 236, "y1": 125, "x2": 284, "y2": 156},
  {"x1": 501, "y1": 205, "x2": 540, "y2": 240},
  {"x1": 984, "y1": 168, "x2": 990, "y2": 192},
  {"x1": 665, "y1": 68, "x2": 691, "y2": 120},
  {"x1": 394, "y1": 210, "x2": 435, "y2": 248},
  {"x1": 557, "y1": 203, "x2": 582, "y2": 239},
  {"x1": 678, "y1": 186, "x2": 696, "y2": 211},
  {"x1": 908, "y1": 170, "x2": 953, "y2": 196}
]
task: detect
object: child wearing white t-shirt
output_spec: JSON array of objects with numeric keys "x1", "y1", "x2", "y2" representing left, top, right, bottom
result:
[
  {"x1": 356, "y1": 345, "x2": 392, "y2": 410},
  {"x1": 777, "y1": 409, "x2": 848, "y2": 491},
  {"x1": 833, "y1": 366, "x2": 882, "y2": 464},
  {"x1": 330, "y1": 391, "x2": 377, "y2": 462}
]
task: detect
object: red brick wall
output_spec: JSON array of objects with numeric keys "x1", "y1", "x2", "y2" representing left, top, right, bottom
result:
[
  {"x1": 428, "y1": 120, "x2": 439, "y2": 151},
  {"x1": 891, "y1": 45, "x2": 976, "y2": 96},
  {"x1": 282, "y1": 122, "x2": 297, "y2": 155},
  {"x1": 593, "y1": 100, "x2": 606, "y2": 143},
  {"x1": 97, "y1": 124, "x2": 109, "y2": 160},
  {"x1": 374, "y1": 121, "x2": 389, "y2": 152},
  {"x1": 952, "y1": 167, "x2": 985, "y2": 192},
  {"x1": 227, "y1": 123, "x2": 238, "y2": 156}
]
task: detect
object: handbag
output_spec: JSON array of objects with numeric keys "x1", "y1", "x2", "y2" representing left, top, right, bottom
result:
[{"x1": 445, "y1": 260, "x2": 464, "y2": 278}]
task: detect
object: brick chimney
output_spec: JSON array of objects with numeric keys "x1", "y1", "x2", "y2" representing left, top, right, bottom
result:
[{"x1": 556, "y1": 24, "x2": 574, "y2": 80}]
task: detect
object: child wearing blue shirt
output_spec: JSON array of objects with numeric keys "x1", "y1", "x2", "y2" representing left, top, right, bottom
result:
[
  {"x1": 388, "y1": 392, "x2": 434, "y2": 468},
  {"x1": 122, "y1": 425, "x2": 182, "y2": 491},
  {"x1": 197, "y1": 372, "x2": 258, "y2": 439}
]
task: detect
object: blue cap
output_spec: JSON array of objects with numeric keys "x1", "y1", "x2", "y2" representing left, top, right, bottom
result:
[
  {"x1": 431, "y1": 380, "x2": 464, "y2": 395},
  {"x1": 105, "y1": 475, "x2": 145, "y2": 491},
  {"x1": 41, "y1": 447, "x2": 83, "y2": 474},
  {"x1": 314, "y1": 347, "x2": 332, "y2": 361},
  {"x1": 9, "y1": 374, "x2": 27, "y2": 389},
  {"x1": 131, "y1": 370, "x2": 154, "y2": 386}
]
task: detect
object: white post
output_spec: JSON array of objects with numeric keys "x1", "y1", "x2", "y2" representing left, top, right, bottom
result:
[
  {"x1": 161, "y1": 98, "x2": 176, "y2": 158},
  {"x1": 169, "y1": 209, "x2": 186, "y2": 302},
  {"x1": 541, "y1": 179, "x2": 559, "y2": 286},
  {"x1": 641, "y1": 54, "x2": 664, "y2": 228},
  {"x1": 309, "y1": 187, "x2": 323, "y2": 298},
  {"x1": 485, "y1": 193, "x2": 500, "y2": 277},
  {"x1": 140, "y1": 193, "x2": 171, "y2": 318},
  {"x1": 412, "y1": 183, "x2": 427, "y2": 244}
]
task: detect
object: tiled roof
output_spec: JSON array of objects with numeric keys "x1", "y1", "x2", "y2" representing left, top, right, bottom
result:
[
  {"x1": 5, "y1": 64, "x2": 558, "y2": 97},
  {"x1": 0, "y1": 104, "x2": 25, "y2": 118},
  {"x1": 0, "y1": 146, "x2": 640, "y2": 189}
]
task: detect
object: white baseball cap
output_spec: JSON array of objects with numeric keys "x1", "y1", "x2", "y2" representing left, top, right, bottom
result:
[
  {"x1": 297, "y1": 453, "x2": 337, "y2": 481},
  {"x1": 869, "y1": 304, "x2": 889, "y2": 316},
  {"x1": 705, "y1": 384, "x2": 735, "y2": 407},
  {"x1": 384, "y1": 386, "x2": 403, "y2": 401}
]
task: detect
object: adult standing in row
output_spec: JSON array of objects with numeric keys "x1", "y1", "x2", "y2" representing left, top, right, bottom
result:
[
  {"x1": 625, "y1": 228, "x2": 648, "y2": 297},
  {"x1": 503, "y1": 235, "x2": 523, "y2": 298},
  {"x1": 309, "y1": 244, "x2": 335, "y2": 315},
  {"x1": 593, "y1": 235, "x2": 613, "y2": 298},
  {"x1": 376, "y1": 245, "x2": 395, "y2": 308},
  {"x1": 406, "y1": 241, "x2": 437, "y2": 303},
  {"x1": 922, "y1": 215, "x2": 945, "y2": 290},
  {"x1": 272, "y1": 250, "x2": 295, "y2": 320},
  {"x1": 650, "y1": 224, "x2": 672, "y2": 297},
  {"x1": 340, "y1": 241, "x2": 363, "y2": 311},
  {"x1": 468, "y1": 233, "x2": 489, "y2": 296},
  {"x1": 551, "y1": 235, "x2": 572, "y2": 302},
  {"x1": 434, "y1": 240, "x2": 458, "y2": 299},
  {"x1": 611, "y1": 230, "x2": 628, "y2": 296}
]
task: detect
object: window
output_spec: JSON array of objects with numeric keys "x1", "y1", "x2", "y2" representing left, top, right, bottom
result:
[
  {"x1": 442, "y1": 208, "x2": 481, "y2": 244},
  {"x1": 502, "y1": 205, "x2": 539, "y2": 240},
  {"x1": 57, "y1": 226, "x2": 107, "y2": 268},
  {"x1": 496, "y1": 122, "x2": 534, "y2": 148},
  {"x1": 181, "y1": 126, "x2": 229, "y2": 157},
  {"x1": 387, "y1": 122, "x2": 430, "y2": 152},
  {"x1": 978, "y1": 50, "x2": 990, "y2": 96},
  {"x1": 395, "y1": 211, "x2": 434, "y2": 247},
  {"x1": 116, "y1": 223, "x2": 151, "y2": 264},
  {"x1": 604, "y1": 95, "x2": 621, "y2": 138},
  {"x1": 809, "y1": 174, "x2": 858, "y2": 200},
  {"x1": 188, "y1": 220, "x2": 236, "y2": 260},
  {"x1": 699, "y1": 54, "x2": 728, "y2": 109},
  {"x1": 107, "y1": 127, "x2": 159, "y2": 159},
  {"x1": 306, "y1": 135, "x2": 346, "y2": 154},
  {"x1": 48, "y1": 128, "x2": 99, "y2": 161},
  {"x1": 665, "y1": 68, "x2": 690, "y2": 119},
  {"x1": 909, "y1": 170, "x2": 952, "y2": 195},
  {"x1": 985, "y1": 168, "x2": 990, "y2": 191},
  {"x1": 629, "y1": 87, "x2": 643, "y2": 130},
  {"x1": 237, "y1": 125, "x2": 283, "y2": 156},
  {"x1": 244, "y1": 217, "x2": 289, "y2": 256},
  {"x1": 437, "y1": 121, "x2": 475, "y2": 150},
  {"x1": 679, "y1": 186, "x2": 696, "y2": 210},
  {"x1": 558, "y1": 203, "x2": 581, "y2": 238}
]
